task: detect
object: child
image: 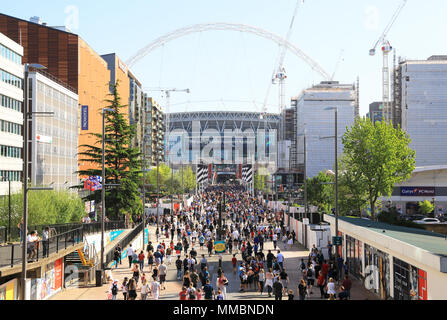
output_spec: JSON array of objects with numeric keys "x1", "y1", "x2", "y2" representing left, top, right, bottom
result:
[
  {"x1": 216, "y1": 289, "x2": 224, "y2": 300},
  {"x1": 288, "y1": 289, "x2": 294, "y2": 300}
]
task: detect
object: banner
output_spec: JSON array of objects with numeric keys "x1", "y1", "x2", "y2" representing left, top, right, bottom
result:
[
  {"x1": 400, "y1": 187, "x2": 435, "y2": 197},
  {"x1": 81, "y1": 105, "x2": 89, "y2": 130}
]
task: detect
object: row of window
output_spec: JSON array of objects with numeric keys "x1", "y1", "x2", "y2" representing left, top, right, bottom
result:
[
  {"x1": 0, "y1": 170, "x2": 21, "y2": 182},
  {"x1": 0, "y1": 119, "x2": 22, "y2": 136},
  {"x1": 0, "y1": 94, "x2": 22, "y2": 112},
  {"x1": 1, "y1": 69, "x2": 23, "y2": 89},
  {"x1": 0, "y1": 145, "x2": 22, "y2": 159},
  {"x1": 0, "y1": 44, "x2": 22, "y2": 65}
]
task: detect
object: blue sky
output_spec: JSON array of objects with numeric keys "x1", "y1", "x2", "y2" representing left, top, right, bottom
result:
[{"x1": 2, "y1": 0, "x2": 447, "y2": 116}]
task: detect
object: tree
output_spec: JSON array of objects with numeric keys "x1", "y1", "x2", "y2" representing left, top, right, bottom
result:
[
  {"x1": 254, "y1": 173, "x2": 269, "y2": 194},
  {"x1": 341, "y1": 118, "x2": 415, "y2": 220},
  {"x1": 174, "y1": 166, "x2": 196, "y2": 194},
  {"x1": 306, "y1": 171, "x2": 334, "y2": 213},
  {"x1": 418, "y1": 200, "x2": 434, "y2": 216},
  {"x1": 338, "y1": 157, "x2": 369, "y2": 217},
  {"x1": 77, "y1": 82, "x2": 142, "y2": 220}
]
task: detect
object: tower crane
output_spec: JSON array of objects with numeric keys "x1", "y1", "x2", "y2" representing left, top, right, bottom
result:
[
  {"x1": 260, "y1": 0, "x2": 301, "y2": 140},
  {"x1": 145, "y1": 88, "x2": 190, "y2": 161},
  {"x1": 369, "y1": 0, "x2": 407, "y2": 124}
]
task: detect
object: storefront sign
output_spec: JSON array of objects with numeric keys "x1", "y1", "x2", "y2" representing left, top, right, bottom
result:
[
  {"x1": 400, "y1": 187, "x2": 435, "y2": 197},
  {"x1": 81, "y1": 105, "x2": 88, "y2": 130}
]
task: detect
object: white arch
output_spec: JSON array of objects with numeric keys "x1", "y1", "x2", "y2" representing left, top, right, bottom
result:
[{"x1": 126, "y1": 22, "x2": 331, "y2": 80}]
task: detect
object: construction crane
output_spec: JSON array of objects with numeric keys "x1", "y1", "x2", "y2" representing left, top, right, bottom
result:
[
  {"x1": 260, "y1": 0, "x2": 301, "y2": 137},
  {"x1": 369, "y1": 0, "x2": 407, "y2": 124},
  {"x1": 145, "y1": 88, "x2": 190, "y2": 161}
]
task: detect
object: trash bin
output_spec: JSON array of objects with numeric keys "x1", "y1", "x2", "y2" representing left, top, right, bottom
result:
[
  {"x1": 95, "y1": 269, "x2": 104, "y2": 287},
  {"x1": 104, "y1": 267, "x2": 112, "y2": 284}
]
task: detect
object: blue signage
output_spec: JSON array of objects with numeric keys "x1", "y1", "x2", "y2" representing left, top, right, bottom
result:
[{"x1": 81, "y1": 105, "x2": 89, "y2": 130}]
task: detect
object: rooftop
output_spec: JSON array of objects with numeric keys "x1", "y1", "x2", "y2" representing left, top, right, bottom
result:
[{"x1": 332, "y1": 215, "x2": 447, "y2": 257}]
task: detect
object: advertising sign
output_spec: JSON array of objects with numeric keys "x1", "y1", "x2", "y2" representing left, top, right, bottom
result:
[
  {"x1": 214, "y1": 241, "x2": 226, "y2": 253},
  {"x1": 36, "y1": 134, "x2": 53, "y2": 144},
  {"x1": 400, "y1": 187, "x2": 435, "y2": 197},
  {"x1": 54, "y1": 258, "x2": 63, "y2": 291},
  {"x1": 81, "y1": 105, "x2": 88, "y2": 130}
]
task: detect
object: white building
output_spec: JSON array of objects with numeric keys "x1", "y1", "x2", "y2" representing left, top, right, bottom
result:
[
  {"x1": 0, "y1": 32, "x2": 23, "y2": 196},
  {"x1": 28, "y1": 70, "x2": 79, "y2": 190},
  {"x1": 294, "y1": 81, "x2": 358, "y2": 178},
  {"x1": 397, "y1": 56, "x2": 447, "y2": 167}
]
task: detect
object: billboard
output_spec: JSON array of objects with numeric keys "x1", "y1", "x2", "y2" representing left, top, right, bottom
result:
[{"x1": 400, "y1": 187, "x2": 435, "y2": 197}]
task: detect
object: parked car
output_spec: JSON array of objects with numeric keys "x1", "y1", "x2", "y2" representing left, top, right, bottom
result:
[
  {"x1": 413, "y1": 218, "x2": 442, "y2": 224},
  {"x1": 403, "y1": 214, "x2": 426, "y2": 222}
]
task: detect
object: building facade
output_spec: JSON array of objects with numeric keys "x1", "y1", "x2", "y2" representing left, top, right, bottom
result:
[
  {"x1": 394, "y1": 56, "x2": 447, "y2": 167},
  {"x1": 145, "y1": 96, "x2": 164, "y2": 166},
  {"x1": 0, "y1": 32, "x2": 23, "y2": 196},
  {"x1": 28, "y1": 70, "x2": 79, "y2": 190},
  {"x1": 366, "y1": 101, "x2": 384, "y2": 124},
  {"x1": 295, "y1": 81, "x2": 358, "y2": 178}
]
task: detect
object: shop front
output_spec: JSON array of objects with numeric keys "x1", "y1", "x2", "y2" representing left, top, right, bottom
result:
[
  {"x1": 345, "y1": 235, "x2": 363, "y2": 279},
  {"x1": 364, "y1": 244, "x2": 390, "y2": 300},
  {"x1": 393, "y1": 257, "x2": 427, "y2": 300}
]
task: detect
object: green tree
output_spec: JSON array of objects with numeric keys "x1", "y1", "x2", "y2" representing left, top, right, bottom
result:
[
  {"x1": 174, "y1": 166, "x2": 196, "y2": 194},
  {"x1": 254, "y1": 173, "x2": 269, "y2": 194},
  {"x1": 418, "y1": 200, "x2": 434, "y2": 216},
  {"x1": 306, "y1": 171, "x2": 334, "y2": 213},
  {"x1": 145, "y1": 163, "x2": 172, "y2": 196},
  {"x1": 77, "y1": 82, "x2": 142, "y2": 220},
  {"x1": 338, "y1": 157, "x2": 369, "y2": 216},
  {"x1": 341, "y1": 118, "x2": 415, "y2": 220}
]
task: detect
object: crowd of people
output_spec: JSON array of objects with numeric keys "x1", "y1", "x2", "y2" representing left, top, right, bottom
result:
[{"x1": 108, "y1": 184, "x2": 354, "y2": 301}]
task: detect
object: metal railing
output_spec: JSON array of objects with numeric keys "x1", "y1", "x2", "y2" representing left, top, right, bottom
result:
[
  {"x1": 3, "y1": 220, "x2": 125, "y2": 243},
  {"x1": 104, "y1": 222, "x2": 144, "y2": 267},
  {"x1": 0, "y1": 226, "x2": 6, "y2": 244},
  {"x1": 0, "y1": 227, "x2": 84, "y2": 268}
]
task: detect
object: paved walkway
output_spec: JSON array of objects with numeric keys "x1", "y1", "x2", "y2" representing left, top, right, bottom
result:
[{"x1": 51, "y1": 223, "x2": 378, "y2": 300}]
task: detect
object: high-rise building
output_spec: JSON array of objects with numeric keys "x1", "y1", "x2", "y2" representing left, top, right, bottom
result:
[
  {"x1": 145, "y1": 96, "x2": 164, "y2": 166},
  {"x1": 0, "y1": 32, "x2": 23, "y2": 196},
  {"x1": 28, "y1": 70, "x2": 79, "y2": 189},
  {"x1": 295, "y1": 81, "x2": 358, "y2": 178},
  {"x1": 394, "y1": 56, "x2": 447, "y2": 167},
  {"x1": 367, "y1": 101, "x2": 384, "y2": 124}
]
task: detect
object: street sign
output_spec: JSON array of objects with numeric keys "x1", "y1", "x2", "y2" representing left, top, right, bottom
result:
[
  {"x1": 332, "y1": 236, "x2": 342, "y2": 246},
  {"x1": 302, "y1": 218, "x2": 309, "y2": 225}
]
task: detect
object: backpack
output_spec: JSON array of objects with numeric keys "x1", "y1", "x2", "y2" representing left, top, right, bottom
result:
[
  {"x1": 307, "y1": 269, "x2": 313, "y2": 278},
  {"x1": 111, "y1": 284, "x2": 118, "y2": 295}
]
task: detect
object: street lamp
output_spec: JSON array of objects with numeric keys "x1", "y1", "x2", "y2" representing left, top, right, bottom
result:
[
  {"x1": 323, "y1": 106, "x2": 340, "y2": 275},
  {"x1": 22, "y1": 63, "x2": 49, "y2": 300},
  {"x1": 297, "y1": 132, "x2": 308, "y2": 223}
]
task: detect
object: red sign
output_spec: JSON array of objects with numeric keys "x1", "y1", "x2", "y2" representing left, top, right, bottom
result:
[
  {"x1": 418, "y1": 269, "x2": 427, "y2": 300},
  {"x1": 54, "y1": 258, "x2": 63, "y2": 291}
]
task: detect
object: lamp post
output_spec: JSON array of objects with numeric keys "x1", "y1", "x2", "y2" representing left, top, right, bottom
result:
[
  {"x1": 100, "y1": 107, "x2": 114, "y2": 277},
  {"x1": 323, "y1": 106, "x2": 339, "y2": 272},
  {"x1": 21, "y1": 63, "x2": 48, "y2": 300}
]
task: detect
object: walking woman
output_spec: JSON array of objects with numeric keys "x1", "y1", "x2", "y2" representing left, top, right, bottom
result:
[
  {"x1": 258, "y1": 268, "x2": 265, "y2": 295},
  {"x1": 298, "y1": 279, "x2": 308, "y2": 301},
  {"x1": 127, "y1": 278, "x2": 137, "y2": 300},
  {"x1": 147, "y1": 251, "x2": 154, "y2": 271},
  {"x1": 317, "y1": 271, "x2": 326, "y2": 299},
  {"x1": 326, "y1": 277, "x2": 337, "y2": 300},
  {"x1": 121, "y1": 277, "x2": 129, "y2": 300},
  {"x1": 265, "y1": 268, "x2": 274, "y2": 298}
]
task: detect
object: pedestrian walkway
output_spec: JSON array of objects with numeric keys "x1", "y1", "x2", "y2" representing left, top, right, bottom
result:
[{"x1": 51, "y1": 223, "x2": 378, "y2": 300}]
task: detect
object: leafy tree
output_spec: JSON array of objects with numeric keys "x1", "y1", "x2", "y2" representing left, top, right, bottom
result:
[
  {"x1": 174, "y1": 166, "x2": 196, "y2": 194},
  {"x1": 77, "y1": 82, "x2": 142, "y2": 220},
  {"x1": 418, "y1": 200, "x2": 434, "y2": 216},
  {"x1": 338, "y1": 157, "x2": 369, "y2": 217},
  {"x1": 306, "y1": 171, "x2": 334, "y2": 213},
  {"x1": 254, "y1": 173, "x2": 269, "y2": 194},
  {"x1": 341, "y1": 118, "x2": 415, "y2": 220}
]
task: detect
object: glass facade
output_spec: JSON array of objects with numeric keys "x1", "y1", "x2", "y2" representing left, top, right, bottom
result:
[
  {"x1": 0, "y1": 119, "x2": 21, "y2": 135},
  {"x1": 0, "y1": 69, "x2": 22, "y2": 89},
  {"x1": 393, "y1": 257, "x2": 427, "y2": 300},
  {"x1": 0, "y1": 145, "x2": 21, "y2": 158},
  {"x1": 0, "y1": 170, "x2": 21, "y2": 182},
  {"x1": 0, "y1": 44, "x2": 22, "y2": 64},
  {"x1": 345, "y1": 235, "x2": 363, "y2": 279},
  {"x1": 0, "y1": 94, "x2": 22, "y2": 112}
]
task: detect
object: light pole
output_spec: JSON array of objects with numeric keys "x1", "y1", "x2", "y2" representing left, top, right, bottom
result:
[
  {"x1": 100, "y1": 107, "x2": 114, "y2": 277},
  {"x1": 156, "y1": 148, "x2": 160, "y2": 231},
  {"x1": 297, "y1": 133, "x2": 308, "y2": 222},
  {"x1": 324, "y1": 106, "x2": 339, "y2": 271},
  {"x1": 21, "y1": 63, "x2": 49, "y2": 300}
]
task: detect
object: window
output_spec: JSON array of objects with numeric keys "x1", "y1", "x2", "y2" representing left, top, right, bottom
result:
[{"x1": 0, "y1": 69, "x2": 22, "y2": 89}]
